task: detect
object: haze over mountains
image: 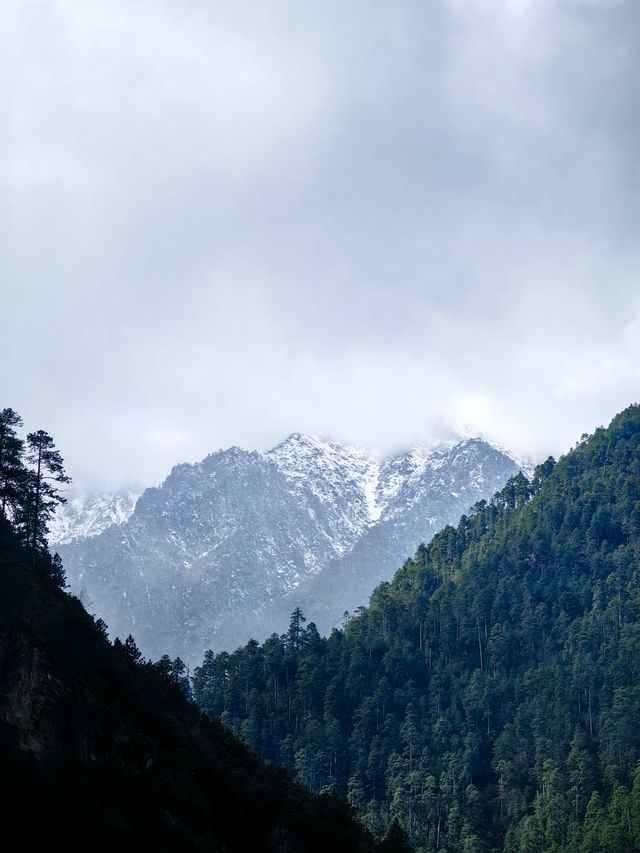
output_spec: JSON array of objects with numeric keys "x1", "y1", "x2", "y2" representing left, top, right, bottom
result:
[
  {"x1": 56, "y1": 433, "x2": 528, "y2": 663},
  {"x1": 49, "y1": 489, "x2": 140, "y2": 546}
]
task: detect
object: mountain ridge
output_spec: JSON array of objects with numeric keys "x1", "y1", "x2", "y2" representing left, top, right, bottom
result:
[
  {"x1": 57, "y1": 433, "x2": 528, "y2": 662},
  {"x1": 53, "y1": 433, "x2": 531, "y2": 548}
]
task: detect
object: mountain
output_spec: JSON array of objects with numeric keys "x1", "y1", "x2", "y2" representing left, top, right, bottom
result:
[
  {"x1": 290, "y1": 438, "x2": 529, "y2": 628},
  {"x1": 0, "y1": 518, "x2": 383, "y2": 852},
  {"x1": 193, "y1": 404, "x2": 640, "y2": 852},
  {"x1": 57, "y1": 434, "x2": 525, "y2": 662},
  {"x1": 48, "y1": 488, "x2": 139, "y2": 545}
]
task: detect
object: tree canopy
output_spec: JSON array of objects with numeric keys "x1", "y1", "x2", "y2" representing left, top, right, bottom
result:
[{"x1": 194, "y1": 403, "x2": 640, "y2": 853}]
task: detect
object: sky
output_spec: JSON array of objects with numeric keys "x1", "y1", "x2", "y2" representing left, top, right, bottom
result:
[{"x1": 3, "y1": 0, "x2": 640, "y2": 490}]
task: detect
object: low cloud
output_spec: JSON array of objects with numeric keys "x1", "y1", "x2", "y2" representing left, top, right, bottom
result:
[{"x1": 3, "y1": 0, "x2": 639, "y2": 487}]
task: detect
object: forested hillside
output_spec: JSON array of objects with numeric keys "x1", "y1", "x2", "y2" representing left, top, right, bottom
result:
[
  {"x1": 0, "y1": 409, "x2": 388, "y2": 852},
  {"x1": 194, "y1": 404, "x2": 640, "y2": 852}
]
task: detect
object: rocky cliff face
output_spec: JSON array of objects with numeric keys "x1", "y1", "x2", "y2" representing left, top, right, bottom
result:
[
  {"x1": 48, "y1": 489, "x2": 139, "y2": 546},
  {"x1": 58, "y1": 434, "x2": 527, "y2": 662}
]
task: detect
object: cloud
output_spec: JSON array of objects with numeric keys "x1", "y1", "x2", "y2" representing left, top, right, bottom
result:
[{"x1": 3, "y1": 0, "x2": 639, "y2": 487}]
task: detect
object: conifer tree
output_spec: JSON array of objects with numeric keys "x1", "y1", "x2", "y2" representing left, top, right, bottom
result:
[
  {"x1": 0, "y1": 408, "x2": 27, "y2": 521},
  {"x1": 48, "y1": 552, "x2": 67, "y2": 589},
  {"x1": 124, "y1": 634, "x2": 143, "y2": 663},
  {"x1": 171, "y1": 657, "x2": 192, "y2": 698},
  {"x1": 288, "y1": 607, "x2": 307, "y2": 651},
  {"x1": 23, "y1": 429, "x2": 71, "y2": 550}
]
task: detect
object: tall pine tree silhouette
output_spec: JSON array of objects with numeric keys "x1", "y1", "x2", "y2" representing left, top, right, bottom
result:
[
  {"x1": 24, "y1": 429, "x2": 71, "y2": 550},
  {"x1": 0, "y1": 408, "x2": 26, "y2": 521}
]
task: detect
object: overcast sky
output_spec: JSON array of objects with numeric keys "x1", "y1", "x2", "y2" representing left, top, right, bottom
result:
[{"x1": 3, "y1": 0, "x2": 640, "y2": 489}]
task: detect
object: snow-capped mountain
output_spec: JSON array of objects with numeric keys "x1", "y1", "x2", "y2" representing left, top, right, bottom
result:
[
  {"x1": 266, "y1": 434, "x2": 381, "y2": 553},
  {"x1": 58, "y1": 434, "x2": 528, "y2": 663},
  {"x1": 289, "y1": 438, "x2": 529, "y2": 628},
  {"x1": 48, "y1": 489, "x2": 140, "y2": 546}
]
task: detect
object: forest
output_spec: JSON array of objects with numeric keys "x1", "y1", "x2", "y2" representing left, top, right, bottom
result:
[
  {"x1": 0, "y1": 408, "x2": 395, "y2": 852},
  {"x1": 193, "y1": 404, "x2": 640, "y2": 852}
]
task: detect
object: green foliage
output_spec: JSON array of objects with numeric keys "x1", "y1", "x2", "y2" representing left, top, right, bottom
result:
[{"x1": 194, "y1": 404, "x2": 640, "y2": 852}]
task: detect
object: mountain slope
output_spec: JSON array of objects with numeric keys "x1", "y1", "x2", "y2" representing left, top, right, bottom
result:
[
  {"x1": 193, "y1": 405, "x2": 640, "y2": 852},
  {"x1": 48, "y1": 488, "x2": 139, "y2": 545},
  {"x1": 0, "y1": 518, "x2": 382, "y2": 852},
  {"x1": 291, "y1": 438, "x2": 523, "y2": 629},
  {"x1": 58, "y1": 434, "x2": 523, "y2": 661}
]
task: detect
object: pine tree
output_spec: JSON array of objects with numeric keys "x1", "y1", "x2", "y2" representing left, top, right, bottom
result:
[
  {"x1": 23, "y1": 429, "x2": 71, "y2": 550},
  {"x1": 48, "y1": 552, "x2": 67, "y2": 589},
  {"x1": 568, "y1": 728, "x2": 598, "y2": 819},
  {"x1": 156, "y1": 654, "x2": 173, "y2": 679},
  {"x1": 123, "y1": 634, "x2": 143, "y2": 663},
  {"x1": 171, "y1": 657, "x2": 192, "y2": 698},
  {"x1": 287, "y1": 607, "x2": 307, "y2": 652},
  {"x1": 0, "y1": 408, "x2": 27, "y2": 521}
]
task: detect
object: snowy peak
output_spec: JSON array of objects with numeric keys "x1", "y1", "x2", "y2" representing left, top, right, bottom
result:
[
  {"x1": 267, "y1": 432, "x2": 380, "y2": 519},
  {"x1": 265, "y1": 435, "x2": 522, "y2": 526},
  {"x1": 55, "y1": 435, "x2": 522, "y2": 550},
  {"x1": 57, "y1": 432, "x2": 530, "y2": 661},
  {"x1": 375, "y1": 438, "x2": 494, "y2": 515},
  {"x1": 49, "y1": 489, "x2": 140, "y2": 546},
  {"x1": 377, "y1": 438, "x2": 515, "y2": 519},
  {"x1": 267, "y1": 432, "x2": 375, "y2": 480},
  {"x1": 265, "y1": 433, "x2": 381, "y2": 557},
  {"x1": 376, "y1": 446, "x2": 427, "y2": 508}
]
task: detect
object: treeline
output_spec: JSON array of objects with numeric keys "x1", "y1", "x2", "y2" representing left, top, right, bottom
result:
[
  {"x1": 193, "y1": 404, "x2": 640, "y2": 852},
  {"x1": 0, "y1": 407, "x2": 70, "y2": 555}
]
